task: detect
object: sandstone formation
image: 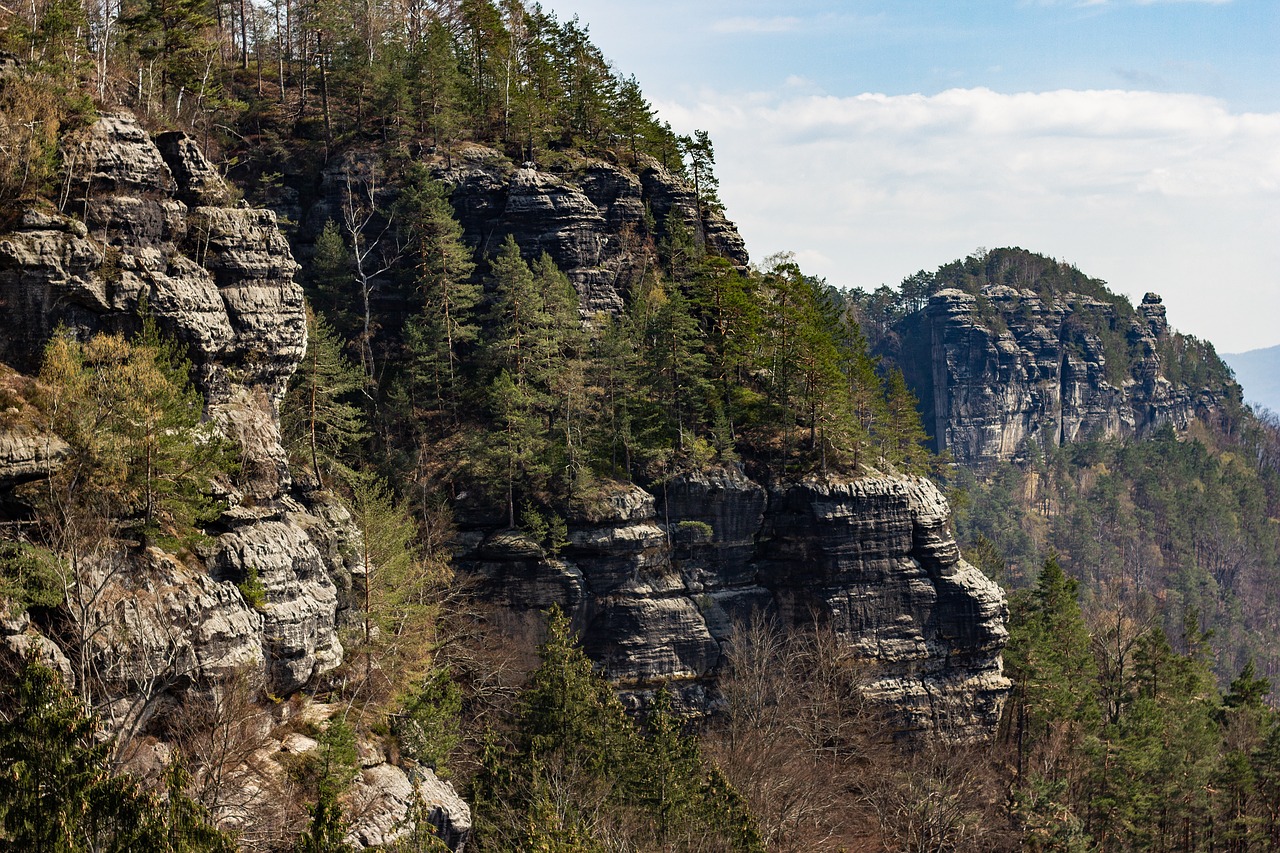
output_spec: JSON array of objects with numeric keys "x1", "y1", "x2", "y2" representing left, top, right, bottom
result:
[
  {"x1": 0, "y1": 111, "x2": 467, "y2": 848},
  {"x1": 464, "y1": 468, "x2": 1010, "y2": 741},
  {"x1": 902, "y1": 286, "x2": 1234, "y2": 467},
  {"x1": 301, "y1": 146, "x2": 749, "y2": 319},
  {"x1": 440, "y1": 150, "x2": 748, "y2": 316},
  {"x1": 0, "y1": 111, "x2": 343, "y2": 695}
]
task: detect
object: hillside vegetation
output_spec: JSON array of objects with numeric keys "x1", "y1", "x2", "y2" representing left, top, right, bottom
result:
[{"x1": 4, "y1": 2, "x2": 1280, "y2": 851}]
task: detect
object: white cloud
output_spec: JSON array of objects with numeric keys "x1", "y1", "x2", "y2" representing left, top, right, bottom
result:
[
  {"x1": 710, "y1": 16, "x2": 801, "y2": 34},
  {"x1": 656, "y1": 87, "x2": 1280, "y2": 350}
]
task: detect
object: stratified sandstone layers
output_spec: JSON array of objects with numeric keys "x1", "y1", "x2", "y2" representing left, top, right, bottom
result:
[
  {"x1": 465, "y1": 469, "x2": 1010, "y2": 741},
  {"x1": 0, "y1": 112, "x2": 469, "y2": 848},
  {"x1": 901, "y1": 287, "x2": 1232, "y2": 467}
]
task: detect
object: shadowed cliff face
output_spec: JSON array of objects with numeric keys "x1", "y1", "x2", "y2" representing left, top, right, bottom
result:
[
  {"x1": 440, "y1": 150, "x2": 748, "y2": 316},
  {"x1": 898, "y1": 286, "x2": 1235, "y2": 468},
  {"x1": 300, "y1": 146, "x2": 749, "y2": 319},
  {"x1": 463, "y1": 469, "x2": 1011, "y2": 742}
]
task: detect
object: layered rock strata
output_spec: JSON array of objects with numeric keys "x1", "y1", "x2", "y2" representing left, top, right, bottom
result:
[
  {"x1": 440, "y1": 150, "x2": 748, "y2": 315},
  {"x1": 905, "y1": 287, "x2": 1232, "y2": 467},
  {"x1": 0, "y1": 112, "x2": 468, "y2": 848},
  {"x1": 464, "y1": 469, "x2": 1010, "y2": 741},
  {"x1": 301, "y1": 147, "x2": 749, "y2": 319}
]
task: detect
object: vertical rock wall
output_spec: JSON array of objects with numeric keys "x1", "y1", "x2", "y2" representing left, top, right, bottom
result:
[
  {"x1": 0, "y1": 111, "x2": 470, "y2": 848},
  {"x1": 464, "y1": 469, "x2": 1010, "y2": 741},
  {"x1": 908, "y1": 287, "x2": 1233, "y2": 467}
]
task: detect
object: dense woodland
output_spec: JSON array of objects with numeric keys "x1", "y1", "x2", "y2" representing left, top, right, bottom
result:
[{"x1": 4, "y1": 0, "x2": 1280, "y2": 850}]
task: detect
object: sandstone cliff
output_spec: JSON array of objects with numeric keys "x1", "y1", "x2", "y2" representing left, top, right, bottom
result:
[
  {"x1": 0, "y1": 112, "x2": 469, "y2": 848},
  {"x1": 297, "y1": 145, "x2": 749, "y2": 319},
  {"x1": 895, "y1": 283, "x2": 1236, "y2": 468},
  {"x1": 463, "y1": 469, "x2": 1010, "y2": 741}
]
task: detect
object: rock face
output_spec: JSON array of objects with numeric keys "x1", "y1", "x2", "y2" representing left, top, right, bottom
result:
[
  {"x1": 464, "y1": 468, "x2": 1010, "y2": 741},
  {"x1": 301, "y1": 146, "x2": 749, "y2": 319},
  {"x1": 440, "y1": 150, "x2": 748, "y2": 315},
  {"x1": 900, "y1": 287, "x2": 1235, "y2": 467},
  {"x1": 0, "y1": 111, "x2": 467, "y2": 848},
  {"x1": 0, "y1": 111, "x2": 344, "y2": 697}
]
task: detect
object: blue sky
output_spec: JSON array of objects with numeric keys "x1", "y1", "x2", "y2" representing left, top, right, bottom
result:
[{"x1": 543, "y1": 0, "x2": 1280, "y2": 353}]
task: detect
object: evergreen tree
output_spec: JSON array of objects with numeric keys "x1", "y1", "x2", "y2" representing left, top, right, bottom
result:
[
  {"x1": 585, "y1": 315, "x2": 641, "y2": 481},
  {"x1": 471, "y1": 607, "x2": 764, "y2": 850},
  {"x1": 657, "y1": 209, "x2": 701, "y2": 283},
  {"x1": 633, "y1": 279, "x2": 713, "y2": 461},
  {"x1": 880, "y1": 367, "x2": 931, "y2": 473},
  {"x1": 680, "y1": 129, "x2": 720, "y2": 218},
  {"x1": 411, "y1": 19, "x2": 464, "y2": 148},
  {"x1": 310, "y1": 220, "x2": 356, "y2": 335},
  {"x1": 396, "y1": 165, "x2": 480, "y2": 426},
  {"x1": 282, "y1": 305, "x2": 369, "y2": 487},
  {"x1": 0, "y1": 655, "x2": 233, "y2": 852},
  {"x1": 613, "y1": 74, "x2": 653, "y2": 166},
  {"x1": 1004, "y1": 555, "x2": 1099, "y2": 843},
  {"x1": 119, "y1": 0, "x2": 219, "y2": 114},
  {"x1": 628, "y1": 690, "x2": 762, "y2": 850},
  {"x1": 474, "y1": 238, "x2": 588, "y2": 520},
  {"x1": 835, "y1": 312, "x2": 887, "y2": 471}
]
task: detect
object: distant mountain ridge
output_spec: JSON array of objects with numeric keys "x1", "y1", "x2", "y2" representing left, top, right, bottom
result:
[{"x1": 1223, "y1": 344, "x2": 1280, "y2": 414}]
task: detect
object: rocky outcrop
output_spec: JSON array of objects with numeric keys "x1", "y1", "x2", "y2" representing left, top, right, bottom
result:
[
  {"x1": 463, "y1": 468, "x2": 1010, "y2": 741},
  {"x1": 0, "y1": 111, "x2": 467, "y2": 848},
  {"x1": 439, "y1": 150, "x2": 748, "y2": 315},
  {"x1": 902, "y1": 286, "x2": 1234, "y2": 467},
  {"x1": 349, "y1": 763, "x2": 472, "y2": 850},
  {"x1": 301, "y1": 146, "x2": 749, "y2": 319},
  {"x1": 0, "y1": 112, "x2": 340, "y2": 695}
]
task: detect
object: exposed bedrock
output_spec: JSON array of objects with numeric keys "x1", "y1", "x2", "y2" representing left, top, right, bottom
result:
[
  {"x1": 302, "y1": 146, "x2": 749, "y2": 320},
  {"x1": 0, "y1": 110, "x2": 472, "y2": 847},
  {"x1": 903, "y1": 287, "x2": 1233, "y2": 467},
  {"x1": 463, "y1": 468, "x2": 1010, "y2": 741}
]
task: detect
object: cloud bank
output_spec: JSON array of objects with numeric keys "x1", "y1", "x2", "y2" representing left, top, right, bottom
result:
[{"x1": 657, "y1": 87, "x2": 1280, "y2": 350}]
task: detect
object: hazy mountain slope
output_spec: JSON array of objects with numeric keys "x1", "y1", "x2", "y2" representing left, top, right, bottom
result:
[{"x1": 1223, "y1": 344, "x2": 1280, "y2": 414}]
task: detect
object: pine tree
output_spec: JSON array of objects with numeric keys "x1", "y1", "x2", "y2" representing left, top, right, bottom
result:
[
  {"x1": 119, "y1": 0, "x2": 219, "y2": 114},
  {"x1": 836, "y1": 313, "x2": 886, "y2": 471},
  {"x1": 880, "y1": 367, "x2": 931, "y2": 473},
  {"x1": 633, "y1": 280, "x2": 712, "y2": 460},
  {"x1": 282, "y1": 305, "x2": 369, "y2": 487},
  {"x1": 0, "y1": 655, "x2": 233, "y2": 852},
  {"x1": 474, "y1": 239, "x2": 588, "y2": 520},
  {"x1": 613, "y1": 74, "x2": 653, "y2": 166},
  {"x1": 1004, "y1": 554, "x2": 1099, "y2": 842},
  {"x1": 1006, "y1": 555, "x2": 1099, "y2": 738},
  {"x1": 585, "y1": 315, "x2": 641, "y2": 481},
  {"x1": 397, "y1": 165, "x2": 480, "y2": 426},
  {"x1": 310, "y1": 220, "x2": 357, "y2": 337},
  {"x1": 681, "y1": 129, "x2": 720, "y2": 219},
  {"x1": 412, "y1": 19, "x2": 464, "y2": 148}
]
